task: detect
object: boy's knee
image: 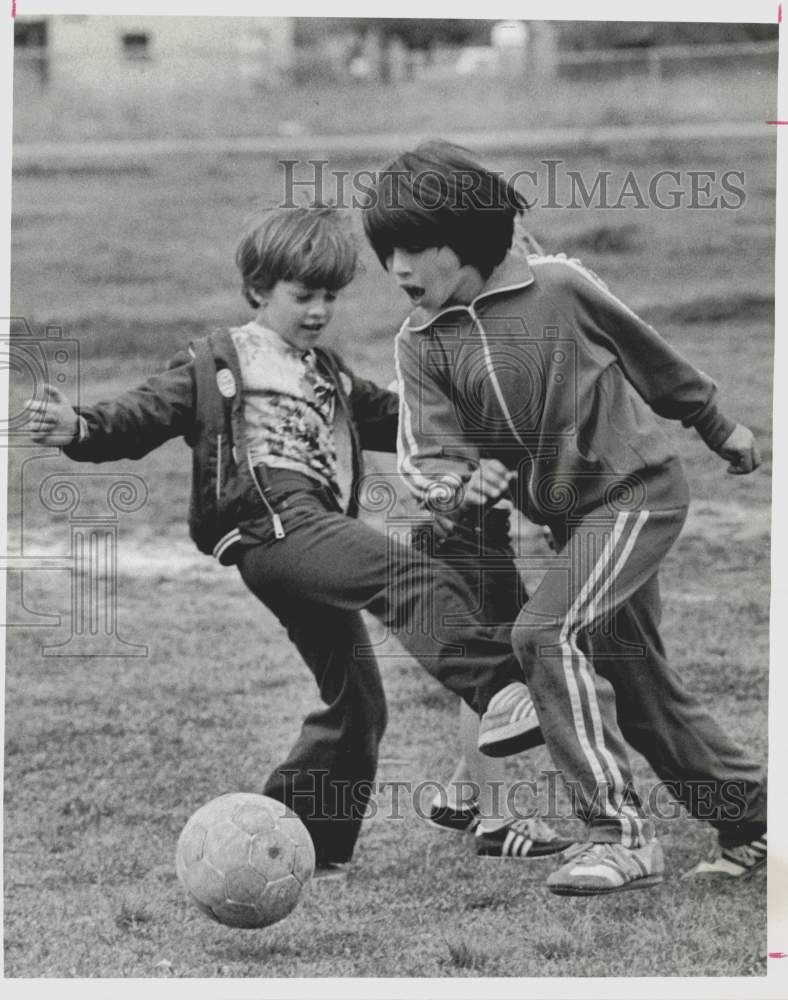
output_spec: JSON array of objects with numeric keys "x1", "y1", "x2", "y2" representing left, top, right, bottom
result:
[{"x1": 510, "y1": 614, "x2": 562, "y2": 675}]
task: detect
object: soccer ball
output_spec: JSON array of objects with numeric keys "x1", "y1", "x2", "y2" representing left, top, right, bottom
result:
[{"x1": 175, "y1": 792, "x2": 315, "y2": 929}]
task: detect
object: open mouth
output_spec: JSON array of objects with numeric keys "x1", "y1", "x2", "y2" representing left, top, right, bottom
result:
[
  {"x1": 400, "y1": 284, "x2": 426, "y2": 304},
  {"x1": 300, "y1": 324, "x2": 324, "y2": 332}
]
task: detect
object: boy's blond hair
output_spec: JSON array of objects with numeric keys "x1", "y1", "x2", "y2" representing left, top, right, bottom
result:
[{"x1": 236, "y1": 205, "x2": 357, "y2": 307}]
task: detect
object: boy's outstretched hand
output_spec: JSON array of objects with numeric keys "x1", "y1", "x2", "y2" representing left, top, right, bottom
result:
[
  {"x1": 718, "y1": 423, "x2": 761, "y2": 475},
  {"x1": 26, "y1": 384, "x2": 79, "y2": 447}
]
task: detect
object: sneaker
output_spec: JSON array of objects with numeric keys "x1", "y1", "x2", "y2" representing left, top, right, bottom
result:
[
  {"x1": 478, "y1": 682, "x2": 544, "y2": 757},
  {"x1": 683, "y1": 833, "x2": 767, "y2": 879},
  {"x1": 546, "y1": 839, "x2": 664, "y2": 896},
  {"x1": 427, "y1": 799, "x2": 480, "y2": 833},
  {"x1": 476, "y1": 817, "x2": 575, "y2": 859}
]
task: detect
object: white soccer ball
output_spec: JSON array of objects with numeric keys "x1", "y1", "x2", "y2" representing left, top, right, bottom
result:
[{"x1": 175, "y1": 792, "x2": 315, "y2": 929}]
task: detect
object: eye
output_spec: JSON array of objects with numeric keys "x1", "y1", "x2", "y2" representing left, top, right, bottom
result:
[{"x1": 325, "y1": 292, "x2": 337, "y2": 303}]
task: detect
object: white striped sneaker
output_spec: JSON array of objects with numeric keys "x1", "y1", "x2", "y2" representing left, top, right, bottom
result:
[
  {"x1": 546, "y1": 839, "x2": 664, "y2": 895},
  {"x1": 477, "y1": 681, "x2": 544, "y2": 757},
  {"x1": 475, "y1": 817, "x2": 575, "y2": 859},
  {"x1": 683, "y1": 833, "x2": 767, "y2": 879}
]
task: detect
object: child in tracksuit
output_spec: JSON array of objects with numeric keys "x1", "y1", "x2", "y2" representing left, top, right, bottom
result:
[
  {"x1": 362, "y1": 141, "x2": 767, "y2": 895},
  {"x1": 29, "y1": 204, "x2": 568, "y2": 870}
]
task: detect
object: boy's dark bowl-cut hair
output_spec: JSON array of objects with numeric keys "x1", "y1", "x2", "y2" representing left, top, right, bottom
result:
[
  {"x1": 362, "y1": 140, "x2": 529, "y2": 279},
  {"x1": 236, "y1": 204, "x2": 357, "y2": 307}
]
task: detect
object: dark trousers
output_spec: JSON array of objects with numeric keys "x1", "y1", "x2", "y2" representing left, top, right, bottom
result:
[
  {"x1": 432, "y1": 506, "x2": 528, "y2": 632},
  {"x1": 258, "y1": 598, "x2": 385, "y2": 865},
  {"x1": 236, "y1": 472, "x2": 523, "y2": 863}
]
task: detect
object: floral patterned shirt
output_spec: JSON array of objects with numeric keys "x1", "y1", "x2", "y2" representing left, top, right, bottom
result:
[{"x1": 231, "y1": 322, "x2": 340, "y2": 494}]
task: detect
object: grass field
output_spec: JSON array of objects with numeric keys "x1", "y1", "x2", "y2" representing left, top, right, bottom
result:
[
  {"x1": 4, "y1": 131, "x2": 774, "y2": 978},
  {"x1": 12, "y1": 61, "x2": 778, "y2": 145}
]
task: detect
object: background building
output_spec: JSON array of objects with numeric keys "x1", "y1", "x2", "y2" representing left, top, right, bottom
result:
[{"x1": 14, "y1": 15, "x2": 294, "y2": 91}]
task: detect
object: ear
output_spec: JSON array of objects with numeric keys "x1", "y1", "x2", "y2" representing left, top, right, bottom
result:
[{"x1": 249, "y1": 282, "x2": 276, "y2": 309}]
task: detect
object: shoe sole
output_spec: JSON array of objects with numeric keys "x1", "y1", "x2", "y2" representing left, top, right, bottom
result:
[
  {"x1": 478, "y1": 723, "x2": 545, "y2": 758},
  {"x1": 312, "y1": 868, "x2": 351, "y2": 883},
  {"x1": 477, "y1": 843, "x2": 574, "y2": 860},
  {"x1": 548, "y1": 873, "x2": 664, "y2": 896},
  {"x1": 683, "y1": 858, "x2": 766, "y2": 880}
]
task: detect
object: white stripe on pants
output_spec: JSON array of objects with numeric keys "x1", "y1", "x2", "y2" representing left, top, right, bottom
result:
[{"x1": 512, "y1": 506, "x2": 687, "y2": 846}]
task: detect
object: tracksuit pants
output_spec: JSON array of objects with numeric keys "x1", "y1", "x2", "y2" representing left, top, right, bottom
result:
[
  {"x1": 235, "y1": 471, "x2": 524, "y2": 864},
  {"x1": 510, "y1": 504, "x2": 767, "y2": 848}
]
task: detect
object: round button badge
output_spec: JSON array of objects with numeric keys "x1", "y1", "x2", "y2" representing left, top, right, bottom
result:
[{"x1": 216, "y1": 369, "x2": 237, "y2": 398}]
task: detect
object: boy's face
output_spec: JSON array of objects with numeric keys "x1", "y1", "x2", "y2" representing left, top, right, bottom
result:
[
  {"x1": 386, "y1": 246, "x2": 478, "y2": 311},
  {"x1": 256, "y1": 281, "x2": 337, "y2": 353}
]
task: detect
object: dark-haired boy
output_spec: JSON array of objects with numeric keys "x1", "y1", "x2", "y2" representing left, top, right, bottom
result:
[{"x1": 363, "y1": 141, "x2": 767, "y2": 894}]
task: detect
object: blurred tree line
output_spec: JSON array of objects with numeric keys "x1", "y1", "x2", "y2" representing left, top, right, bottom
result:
[
  {"x1": 556, "y1": 21, "x2": 777, "y2": 49},
  {"x1": 294, "y1": 18, "x2": 777, "y2": 51}
]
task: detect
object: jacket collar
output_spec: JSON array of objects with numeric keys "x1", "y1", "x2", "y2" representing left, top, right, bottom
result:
[{"x1": 406, "y1": 253, "x2": 535, "y2": 333}]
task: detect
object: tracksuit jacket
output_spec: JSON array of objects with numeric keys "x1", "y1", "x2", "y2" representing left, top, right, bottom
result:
[
  {"x1": 395, "y1": 251, "x2": 736, "y2": 525},
  {"x1": 64, "y1": 329, "x2": 400, "y2": 563}
]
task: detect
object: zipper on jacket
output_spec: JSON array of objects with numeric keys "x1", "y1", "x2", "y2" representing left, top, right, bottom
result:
[
  {"x1": 216, "y1": 433, "x2": 223, "y2": 502},
  {"x1": 246, "y1": 452, "x2": 286, "y2": 539},
  {"x1": 468, "y1": 304, "x2": 528, "y2": 451}
]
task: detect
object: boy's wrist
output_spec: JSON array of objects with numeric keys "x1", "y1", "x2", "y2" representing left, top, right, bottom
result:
[{"x1": 690, "y1": 403, "x2": 736, "y2": 453}]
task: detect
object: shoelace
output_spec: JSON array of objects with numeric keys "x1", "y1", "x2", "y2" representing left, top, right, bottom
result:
[{"x1": 568, "y1": 842, "x2": 622, "y2": 864}]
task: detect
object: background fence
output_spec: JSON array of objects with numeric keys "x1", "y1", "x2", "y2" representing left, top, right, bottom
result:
[{"x1": 12, "y1": 36, "x2": 779, "y2": 145}]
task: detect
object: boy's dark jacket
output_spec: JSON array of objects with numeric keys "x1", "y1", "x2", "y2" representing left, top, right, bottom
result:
[{"x1": 64, "y1": 329, "x2": 399, "y2": 563}]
